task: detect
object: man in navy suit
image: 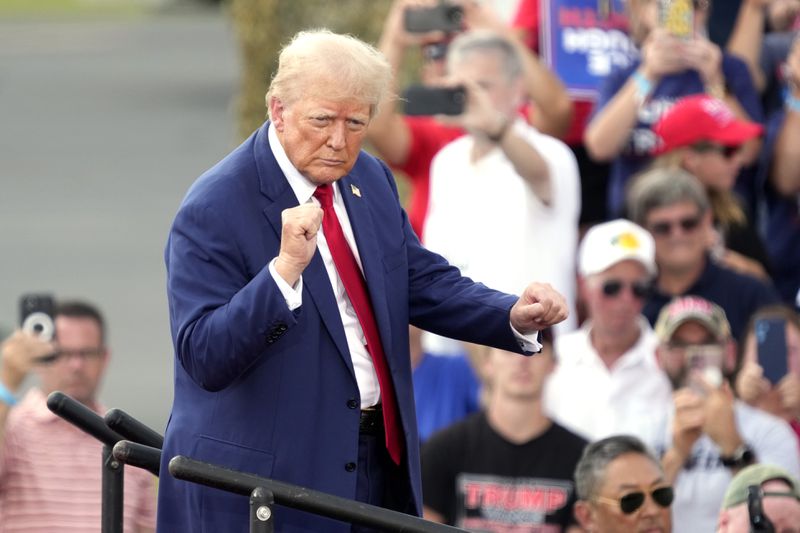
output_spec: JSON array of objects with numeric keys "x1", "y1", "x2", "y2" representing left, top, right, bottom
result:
[{"x1": 156, "y1": 29, "x2": 569, "y2": 533}]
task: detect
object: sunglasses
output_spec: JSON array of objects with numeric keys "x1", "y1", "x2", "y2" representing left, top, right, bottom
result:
[
  {"x1": 595, "y1": 486, "x2": 674, "y2": 515},
  {"x1": 691, "y1": 142, "x2": 741, "y2": 160},
  {"x1": 601, "y1": 279, "x2": 651, "y2": 299},
  {"x1": 648, "y1": 215, "x2": 702, "y2": 237}
]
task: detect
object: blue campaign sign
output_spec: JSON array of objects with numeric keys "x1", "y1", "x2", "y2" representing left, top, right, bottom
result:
[{"x1": 541, "y1": 0, "x2": 638, "y2": 100}]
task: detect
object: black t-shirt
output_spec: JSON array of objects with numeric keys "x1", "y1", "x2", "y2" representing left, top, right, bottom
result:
[{"x1": 421, "y1": 412, "x2": 588, "y2": 532}]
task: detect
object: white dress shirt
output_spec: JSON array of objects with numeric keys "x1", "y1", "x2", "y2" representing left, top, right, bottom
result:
[
  {"x1": 265, "y1": 124, "x2": 541, "y2": 408},
  {"x1": 267, "y1": 124, "x2": 381, "y2": 408}
]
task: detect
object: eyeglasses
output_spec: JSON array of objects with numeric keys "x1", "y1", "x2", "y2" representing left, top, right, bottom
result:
[
  {"x1": 601, "y1": 279, "x2": 652, "y2": 299},
  {"x1": 691, "y1": 142, "x2": 741, "y2": 160},
  {"x1": 648, "y1": 215, "x2": 702, "y2": 237},
  {"x1": 37, "y1": 348, "x2": 105, "y2": 364},
  {"x1": 595, "y1": 486, "x2": 674, "y2": 515}
]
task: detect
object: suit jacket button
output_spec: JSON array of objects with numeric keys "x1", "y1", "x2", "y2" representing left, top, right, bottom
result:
[
  {"x1": 345, "y1": 462, "x2": 356, "y2": 472},
  {"x1": 346, "y1": 399, "x2": 358, "y2": 409}
]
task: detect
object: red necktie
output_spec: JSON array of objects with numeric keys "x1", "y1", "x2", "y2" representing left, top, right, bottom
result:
[{"x1": 314, "y1": 184, "x2": 404, "y2": 465}]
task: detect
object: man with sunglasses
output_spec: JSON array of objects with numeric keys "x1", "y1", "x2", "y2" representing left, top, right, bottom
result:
[
  {"x1": 645, "y1": 296, "x2": 800, "y2": 533},
  {"x1": 717, "y1": 464, "x2": 800, "y2": 533},
  {"x1": 545, "y1": 219, "x2": 672, "y2": 441},
  {"x1": 574, "y1": 435, "x2": 674, "y2": 533},
  {"x1": 0, "y1": 300, "x2": 156, "y2": 531},
  {"x1": 627, "y1": 166, "x2": 780, "y2": 341}
]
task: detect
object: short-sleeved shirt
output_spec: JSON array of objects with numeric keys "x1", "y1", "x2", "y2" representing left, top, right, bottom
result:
[
  {"x1": 0, "y1": 388, "x2": 157, "y2": 532},
  {"x1": 413, "y1": 352, "x2": 481, "y2": 443},
  {"x1": 422, "y1": 412, "x2": 587, "y2": 531},
  {"x1": 593, "y1": 55, "x2": 763, "y2": 216},
  {"x1": 393, "y1": 116, "x2": 463, "y2": 239},
  {"x1": 643, "y1": 257, "x2": 780, "y2": 340}
]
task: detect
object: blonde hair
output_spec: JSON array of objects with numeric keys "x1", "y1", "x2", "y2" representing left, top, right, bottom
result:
[{"x1": 266, "y1": 29, "x2": 391, "y2": 119}]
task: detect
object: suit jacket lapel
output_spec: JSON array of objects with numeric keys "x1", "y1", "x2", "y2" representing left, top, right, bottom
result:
[
  {"x1": 338, "y1": 172, "x2": 394, "y2": 364},
  {"x1": 255, "y1": 124, "x2": 355, "y2": 380}
]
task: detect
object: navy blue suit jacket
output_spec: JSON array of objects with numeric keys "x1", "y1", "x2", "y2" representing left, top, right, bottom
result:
[{"x1": 156, "y1": 123, "x2": 526, "y2": 532}]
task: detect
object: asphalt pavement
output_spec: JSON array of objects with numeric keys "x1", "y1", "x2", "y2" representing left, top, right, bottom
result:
[{"x1": 0, "y1": 6, "x2": 239, "y2": 432}]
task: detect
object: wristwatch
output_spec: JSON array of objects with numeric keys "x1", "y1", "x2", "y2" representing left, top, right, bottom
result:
[{"x1": 720, "y1": 444, "x2": 755, "y2": 469}]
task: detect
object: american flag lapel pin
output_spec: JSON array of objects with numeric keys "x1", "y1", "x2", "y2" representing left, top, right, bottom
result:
[{"x1": 350, "y1": 184, "x2": 362, "y2": 198}]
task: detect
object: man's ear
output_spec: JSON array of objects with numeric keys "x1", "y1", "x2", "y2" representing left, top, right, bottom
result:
[
  {"x1": 269, "y1": 97, "x2": 286, "y2": 130},
  {"x1": 573, "y1": 500, "x2": 595, "y2": 531}
]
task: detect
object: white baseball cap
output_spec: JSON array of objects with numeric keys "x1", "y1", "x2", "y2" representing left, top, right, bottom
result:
[{"x1": 579, "y1": 219, "x2": 657, "y2": 277}]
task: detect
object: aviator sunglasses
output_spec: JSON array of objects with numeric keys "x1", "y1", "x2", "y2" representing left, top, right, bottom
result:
[
  {"x1": 595, "y1": 486, "x2": 674, "y2": 515},
  {"x1": 601, "y1": 279, "x2": 651, "y2": 299}
]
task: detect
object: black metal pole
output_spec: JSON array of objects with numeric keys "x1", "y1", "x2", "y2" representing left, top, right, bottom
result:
[
  {"x1": 169, "y1": 455, "x2": 468, "y2": 533},
  {"x1": 112, "y1": 440, "x2": 161, "y2": 477},
  {"x1": 104, "y1": 408, "x2": 164, "y2": 450},
  {"x1": 250, "y1": 487, "x2": 275, "y2": 533},
  {"x1": 46, "y1": 392, "x2": 124, "y2": 447},
  {"x1": 101, "y1": 445, "x2": 124, "y2": 533}
]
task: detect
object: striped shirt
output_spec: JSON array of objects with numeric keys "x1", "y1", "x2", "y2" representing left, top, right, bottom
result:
[{"x1": 0, "y1": 388, "x2": 156, "y2": 532}]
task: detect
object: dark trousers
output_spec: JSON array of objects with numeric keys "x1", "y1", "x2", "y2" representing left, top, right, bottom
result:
[{"x1": 352, "y1": 432, "x2": 412, "y2": 532}]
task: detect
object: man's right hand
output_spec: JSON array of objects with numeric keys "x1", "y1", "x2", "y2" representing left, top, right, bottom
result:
[
  {"x1": 275, "y1": 204, "x2": 323, "y2": 287},
  {"x1": 1, "y1": 331, "x2": 54, "y2": 392},
  {"x1": 671, "y1": 388, "x2": 705, "y2": 460}
]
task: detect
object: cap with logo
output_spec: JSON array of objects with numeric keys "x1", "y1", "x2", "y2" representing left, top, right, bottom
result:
[
  {"x1": 578, "y1": 219, "x2": 656, "y2": 277},
  {"x1": 654, "y1": 295, "x2": 731, "y2": 342},
  {"x1": 652, "y1": 94, "x2": 763, "y2": 155}
]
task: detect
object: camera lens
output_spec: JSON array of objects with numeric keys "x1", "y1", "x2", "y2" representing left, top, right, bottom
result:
[{"x1": 22, "y1": 312, "x2": 55, "y2": 342}]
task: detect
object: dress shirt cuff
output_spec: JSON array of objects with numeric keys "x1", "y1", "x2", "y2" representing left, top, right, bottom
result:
[
  {"x1": 510, "y1": 322, "x2": 542, "y2": 354},
  {"x1": 268, "y1": 258, "x2": 303, "y2": 311}
]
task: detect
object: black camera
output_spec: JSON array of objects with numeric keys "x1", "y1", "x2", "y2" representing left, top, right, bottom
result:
[
  {"x1": 19, "y1": 293, "x2": 56, "y2": 342},
  {"x1": 404, "y1": 3, "x2": 464, "y2": 33},
  {"x1": 403, "y1": 84, "x2": 466, "y2": 116}
]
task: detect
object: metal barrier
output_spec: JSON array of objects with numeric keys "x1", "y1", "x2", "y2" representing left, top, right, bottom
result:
[
  {"x1": 47, "y1": 391, "x2": 469, "y2": 533},
  {"x1": 168, "y1": 455, "x2": 468, "y2": 533}
]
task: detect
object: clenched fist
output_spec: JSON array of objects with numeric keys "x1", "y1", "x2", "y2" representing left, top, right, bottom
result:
[
  {"x1": 509, "y1": 282, "x2": 569, "y2": 334},
  {"x1": 275, "y1": 204, "x2": 323, "y2": 287}
]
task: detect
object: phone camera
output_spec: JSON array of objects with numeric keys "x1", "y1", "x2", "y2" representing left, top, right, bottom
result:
[{"x1": 22, "y1": 312, "x2": 55, "y2": 342}]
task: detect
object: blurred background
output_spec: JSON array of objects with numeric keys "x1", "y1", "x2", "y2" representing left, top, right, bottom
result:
[{"x1": 0, "y1": 0, "x2": 519, "y2": 433}]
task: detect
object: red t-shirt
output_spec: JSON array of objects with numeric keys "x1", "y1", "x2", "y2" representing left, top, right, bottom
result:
[
  {"x1": 395, "y1": 116, "x2": 464, "y2": 239},
  {"x1": 512, "y1": 0, "x2": 594, "y2": 146}
]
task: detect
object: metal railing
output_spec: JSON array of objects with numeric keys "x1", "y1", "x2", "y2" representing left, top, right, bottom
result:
[{"x1": 46, "y1": 391, "x2": 469, "y2": 533}]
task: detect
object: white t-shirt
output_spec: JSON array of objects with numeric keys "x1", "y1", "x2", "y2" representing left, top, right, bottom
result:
[
  {"x1": 643, "y1": 401, "x2": 800, "y2": 533},
  {"x1": 544, "y1": 318, "x2": 672, "y2": 441},
  {"x1": 424, "y1": 120, "x2": 581, "y2": 334}
]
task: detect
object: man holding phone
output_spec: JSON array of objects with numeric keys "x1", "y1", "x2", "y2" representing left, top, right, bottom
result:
[
  {"x1": 0, "y1": 299, "x2": 156, "y2": 532},
  {"x1": 646, "y1": 296, "x2": 800, "y2": 533},
  {"x1": 736, "y1": 305, "x2": 800, "y2": 444}
]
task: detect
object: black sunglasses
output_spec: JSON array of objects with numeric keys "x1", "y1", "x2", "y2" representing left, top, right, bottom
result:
[
  {"x1": 648, "y1": 215, "x2": 702, "y2": 237},
  {"x1": 691, "y1": 142, "x2": 741, "y2": 160},
  {"x1": 601, "y1": 279, "x2": 651, "y2": 299},
  {"x1": 596, "y1": 486, "x2": 674, "y2": 515}
]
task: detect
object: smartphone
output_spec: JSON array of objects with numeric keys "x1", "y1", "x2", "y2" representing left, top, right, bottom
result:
[
  {"x1": 658, "y1": 0, "x2": 694, "y2": 39},
  {"x1": 19, "y1": 293, "x2": 56, "y2": 342},
  {"x1": 685, "y1": 345, "x2": 724, "y2": 394},
  {"x1": 403, "y1": 84, "x2": 466, "y2": 116},
  {"x1": 755, "y1": 317, "x2": 789, "y2": 385},
  {"x1": 403, "y1": 3, "x2": 463, "y2": 33}
]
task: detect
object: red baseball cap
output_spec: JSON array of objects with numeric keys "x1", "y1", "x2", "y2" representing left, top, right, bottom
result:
[{"x1": 652, "y1": 94, "x2": 763, "y2": 155}]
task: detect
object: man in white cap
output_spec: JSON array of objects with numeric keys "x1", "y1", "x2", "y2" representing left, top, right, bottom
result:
[{"x1": 545, "y1": 219, "x2": 672, "y2": 441}]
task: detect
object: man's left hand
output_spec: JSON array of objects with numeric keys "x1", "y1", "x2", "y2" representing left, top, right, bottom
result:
[{"x1": 509, "y1": 282, "x2": 568, "y2": 333}]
